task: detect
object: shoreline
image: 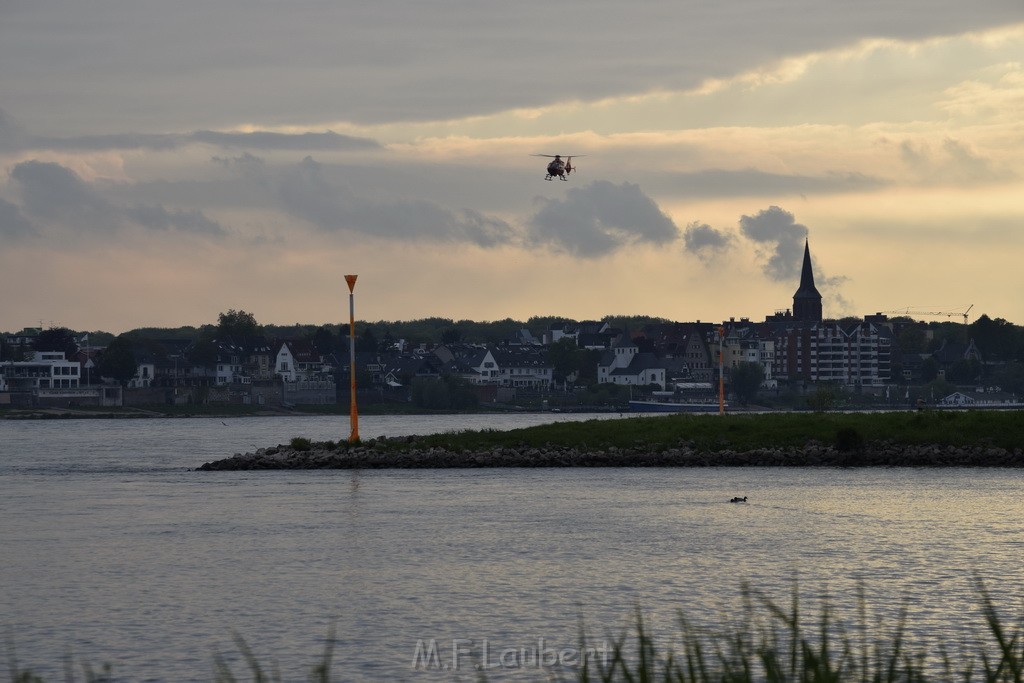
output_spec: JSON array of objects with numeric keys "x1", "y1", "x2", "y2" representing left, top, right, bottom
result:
[
  {"x1": 0, "y1": 405, "x2": 568, "y2": 420},
  {"x1": 197, "y1": 438, "x2": 1024, "y2": 470},
  {"x1": 196, "y1": 411, "x2": 1024, "y2": 470}
]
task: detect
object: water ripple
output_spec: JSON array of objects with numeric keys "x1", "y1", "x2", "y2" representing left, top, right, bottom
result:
[{"x1": 3, "y1": 417, "x2": 1024, "y2": 681}]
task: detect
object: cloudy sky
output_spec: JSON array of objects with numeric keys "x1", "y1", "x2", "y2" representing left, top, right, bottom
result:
[{"x1": 2, "y1": 1, "x2": 1023, "y2": 333}]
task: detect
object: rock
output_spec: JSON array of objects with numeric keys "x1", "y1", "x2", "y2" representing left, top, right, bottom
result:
[{"x1": 196, "y1": 440, "x2": 1024, "y2": 471}]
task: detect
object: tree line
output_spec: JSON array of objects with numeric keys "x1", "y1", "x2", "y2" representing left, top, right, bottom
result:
[{"x1": 7, "y1": 312, "x2": 1024, "y2": 394}]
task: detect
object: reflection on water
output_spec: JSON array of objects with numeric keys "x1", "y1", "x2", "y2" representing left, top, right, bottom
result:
[{"x1": 1, "y1": 415, "x2": 1023, "y2": 681}]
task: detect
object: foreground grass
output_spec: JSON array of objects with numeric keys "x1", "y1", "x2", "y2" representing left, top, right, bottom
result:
[
  {"x1": 397, "y1": 410, "x2": 1024, "y2": 454},
  {"x1": 8, "y1": 581, "x2": 1024, "y2": 682}
]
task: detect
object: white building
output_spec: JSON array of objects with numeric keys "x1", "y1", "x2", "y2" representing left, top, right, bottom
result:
[
  {"x1": 0, "y1": 351, "x2": 81, "y2": 391},
  {"x1": 597, "y1": 338, "x2": 667, "y2": 390},
  {"x1": 495, "y1": 350, "x2": 553, "y2": 389},
  {"x1": 275, "y1": 340, "x2": 329, "y2": 382}
]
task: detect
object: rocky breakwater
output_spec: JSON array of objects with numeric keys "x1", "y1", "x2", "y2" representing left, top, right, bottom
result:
[{"x1": 196, "y1": 437, "x2": 1024, "y2": 470}]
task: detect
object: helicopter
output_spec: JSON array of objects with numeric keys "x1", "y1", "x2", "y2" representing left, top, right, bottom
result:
[{"x1": 532, "y1": 154, "x2": 584, "y2": 181}]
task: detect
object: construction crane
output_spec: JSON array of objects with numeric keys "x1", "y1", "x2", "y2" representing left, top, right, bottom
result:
[{"x1": 882, "y1": 304, "x2": 973, "y2": 325}]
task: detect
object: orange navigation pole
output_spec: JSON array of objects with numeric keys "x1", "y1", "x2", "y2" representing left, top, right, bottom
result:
[
  {"x1": 718, "y1": 326, "x2": 726, "y2": 415},
  {"x1": 345, "y1": 275, "x2": 359, "y2": 443}
]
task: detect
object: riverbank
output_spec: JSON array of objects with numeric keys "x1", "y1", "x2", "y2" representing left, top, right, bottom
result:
[
  {"x1": 197, "y1": 439, "x2": 1024, "y2": 470},
  {"x1": 197, "y1": 410, "x2": 1024, "y2": 470},
  {"x1": 0, "y1": 402, "x2": 551, "y2": 420}
]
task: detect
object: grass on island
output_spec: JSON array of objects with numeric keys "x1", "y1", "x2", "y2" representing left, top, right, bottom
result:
[
  {"x1": 7, "y1": 580, "x2": 1024, "y2": 682},
  {"x1": 395, "y1": 410, "x2": 1024, "y2": 454}
]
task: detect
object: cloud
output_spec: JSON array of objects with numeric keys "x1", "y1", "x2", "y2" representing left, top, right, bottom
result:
[
  {"x1": 819, "y1": 274, "x2": 854, "y2": 316},
  {"x1": 190, "y1": 130, "x2": 380, "y2": 151},
  {"x1": 735, "y1": 204, "x2": 855, "y2": 313},
  {"x1": 211, "y1": 152, "x2": 266, "y2": 170},
  {"x1": 899, "y1": 137, "x2": 1013, "y2": 184},
  {"x1": 8, "y1": 160, "x2": 224, "y2": 236},
  {"x1": 7, "y1": 125, "x2": 380, "y2": 154},
  {"x1": 738, "y1": 205, "x2": 808, "y2": 281},
  {"x1": 528, "y1": 181, "x2": 679, "y2": 257},
  {"x1": 10, "y1": 160, "x2": 119, "y2": 228},
  {"x1": 123, "y1": 204, "x2": 223, "y2": 234},
  {"x1": 276, "y1": 156, "x2": 514, "y2": 247},
  {"x1": 645, "y1": 169, "x2": 887, "y2": 199},
  {"x1": 0, "y1": 197, "x2": 35, "y2": 238},
  {"x1": 4, "y1": 2, "x2": 1021, "y2": 131},
  {"x1": 0, "y1": 108, "x2": 28, "y2": 152},
  {"x1": 683, "y1": 221, "x2": 733, "y2": 261}
]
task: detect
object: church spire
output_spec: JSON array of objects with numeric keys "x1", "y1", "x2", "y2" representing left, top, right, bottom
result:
[{"x1": 792, "y1": 238, "x2": 822, "y2": 322}]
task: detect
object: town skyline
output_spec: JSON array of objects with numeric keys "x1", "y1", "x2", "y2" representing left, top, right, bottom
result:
[{"x1": 2, "y1": 3, "x2": 1022, "y2": 333}]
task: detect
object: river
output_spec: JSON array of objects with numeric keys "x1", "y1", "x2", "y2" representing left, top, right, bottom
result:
[{"x1": 2, "y1": 413, "x2": 1023, "y2": 681}]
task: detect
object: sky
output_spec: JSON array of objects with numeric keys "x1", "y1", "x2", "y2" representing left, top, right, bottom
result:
[{"x1": 2, "y1": 1, "x2": 1023, "y2": 334}]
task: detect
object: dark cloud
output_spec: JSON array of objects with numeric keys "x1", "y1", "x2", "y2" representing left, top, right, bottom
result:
[
  {"x1": 15, "y1": 130, "x2": 379, "y2": 153},
  {"x1": 528, "y1": 181, "x2": 679, "y2": 257},
  {"x1": 683, "y1": 221, "x2": 733, "y2": 261},
  {"x1": 276, "y1": 156, "x2": 514, "y2": 247},
  {"x1": 123, "y1": 204, "x2": 223, "y2": 234},
  {"x1": 9, "y1": 160, "x2": 223, "y2": 236},
  {"x1": 211, "y1": 152, "x2": 266, "y2": 170},
  {"x1": 10, "y1": 160, "x2": 118, "y2": 228},
  {"x1": 2, "y1": 1, "x2": 1018, "y2": 129},
  {"x1": 738, "y1": 205, "x2": 808, "y2": 281},
  {"x1": 736, "y1": 204, "x2": 853, "y2": 312},
  {"x1": 0, "y1": 197, "x2": 35, "y2": 239}
]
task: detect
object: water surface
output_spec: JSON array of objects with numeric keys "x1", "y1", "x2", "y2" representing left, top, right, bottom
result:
[{"x1": 2, "y1": 415, "x2": 1022, "y2": 680}]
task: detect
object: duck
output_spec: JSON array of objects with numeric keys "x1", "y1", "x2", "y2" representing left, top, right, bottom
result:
[{"x1": 729, "y1": 496, "x2": 748, "y2": 503}]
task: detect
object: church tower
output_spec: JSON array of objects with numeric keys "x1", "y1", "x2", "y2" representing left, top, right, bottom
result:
[{"x1": 792, "y1": 239, "x2": 822, "y2": 323}]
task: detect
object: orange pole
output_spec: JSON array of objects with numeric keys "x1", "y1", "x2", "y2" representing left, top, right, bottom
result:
[
  {"x1": 345, "y1": 275, "x2": 359, "y2": 443},
  {"x1": 718, "y1": 326, "x2": 725, "y2": 415}
]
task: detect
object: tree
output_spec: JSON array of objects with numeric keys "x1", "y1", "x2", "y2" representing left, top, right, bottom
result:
[
  {"x1": 946, "y1": 358, "x2": 982, "y2": 384},
  {"x1": 922, "y1": 378, "x2": 955, "y2": 402},
  {"x1": 897, "y1": 325, "x2": 928, "y2": 354},
  {"x1": 970, "y1": 315, "x2": 1021, "y2": 361},
  {"x1": 807, "y1": 385, "x2": 838, "y2": 412},
  {"x1": 920, "y1": 357, "x2": 939, "y2": 383},
  {"x1": 0, "y1": 337, "x2": 15, "y2": 362},
  {"x1": 729, "y1": 362, "x2": 764, "y2": 405},
  {"x1": 356, "y1": 328, "x2": 378, "y2": 353},
  {"x1": 308, "y1": 326, "x2": 338, "y2": 356},
  {"x1": 97, "y1": 336, "x2": 137, "y2": 385},
  {"x1": 34, "y1": 327, "x2": 79, "y2": 358},
  {"x1": 547, "y1": 338, "x2": 582, "y2": 384},
  {"x1": 992, "y1": 362, "x2": 1024, "y2": 394},
  {"x1": 576, "y1": 349, "x2": 603, "y2": 385},
  {"x1": 187, "y1": 338, "x2": 219, "y2": 369},
  {"x1": 217, "y1": 309, "x2": 261, "y2": 339},
  {"x1": 409, "y1": 376, "x2": 478, "y2": 410},
  {"x1": 411, "y1": 377, "x2": 448, "y2": 409}
]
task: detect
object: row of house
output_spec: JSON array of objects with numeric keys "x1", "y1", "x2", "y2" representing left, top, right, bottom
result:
[{"x1": 1, "y1": 241, "x2": 1000, "y2": 406}]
